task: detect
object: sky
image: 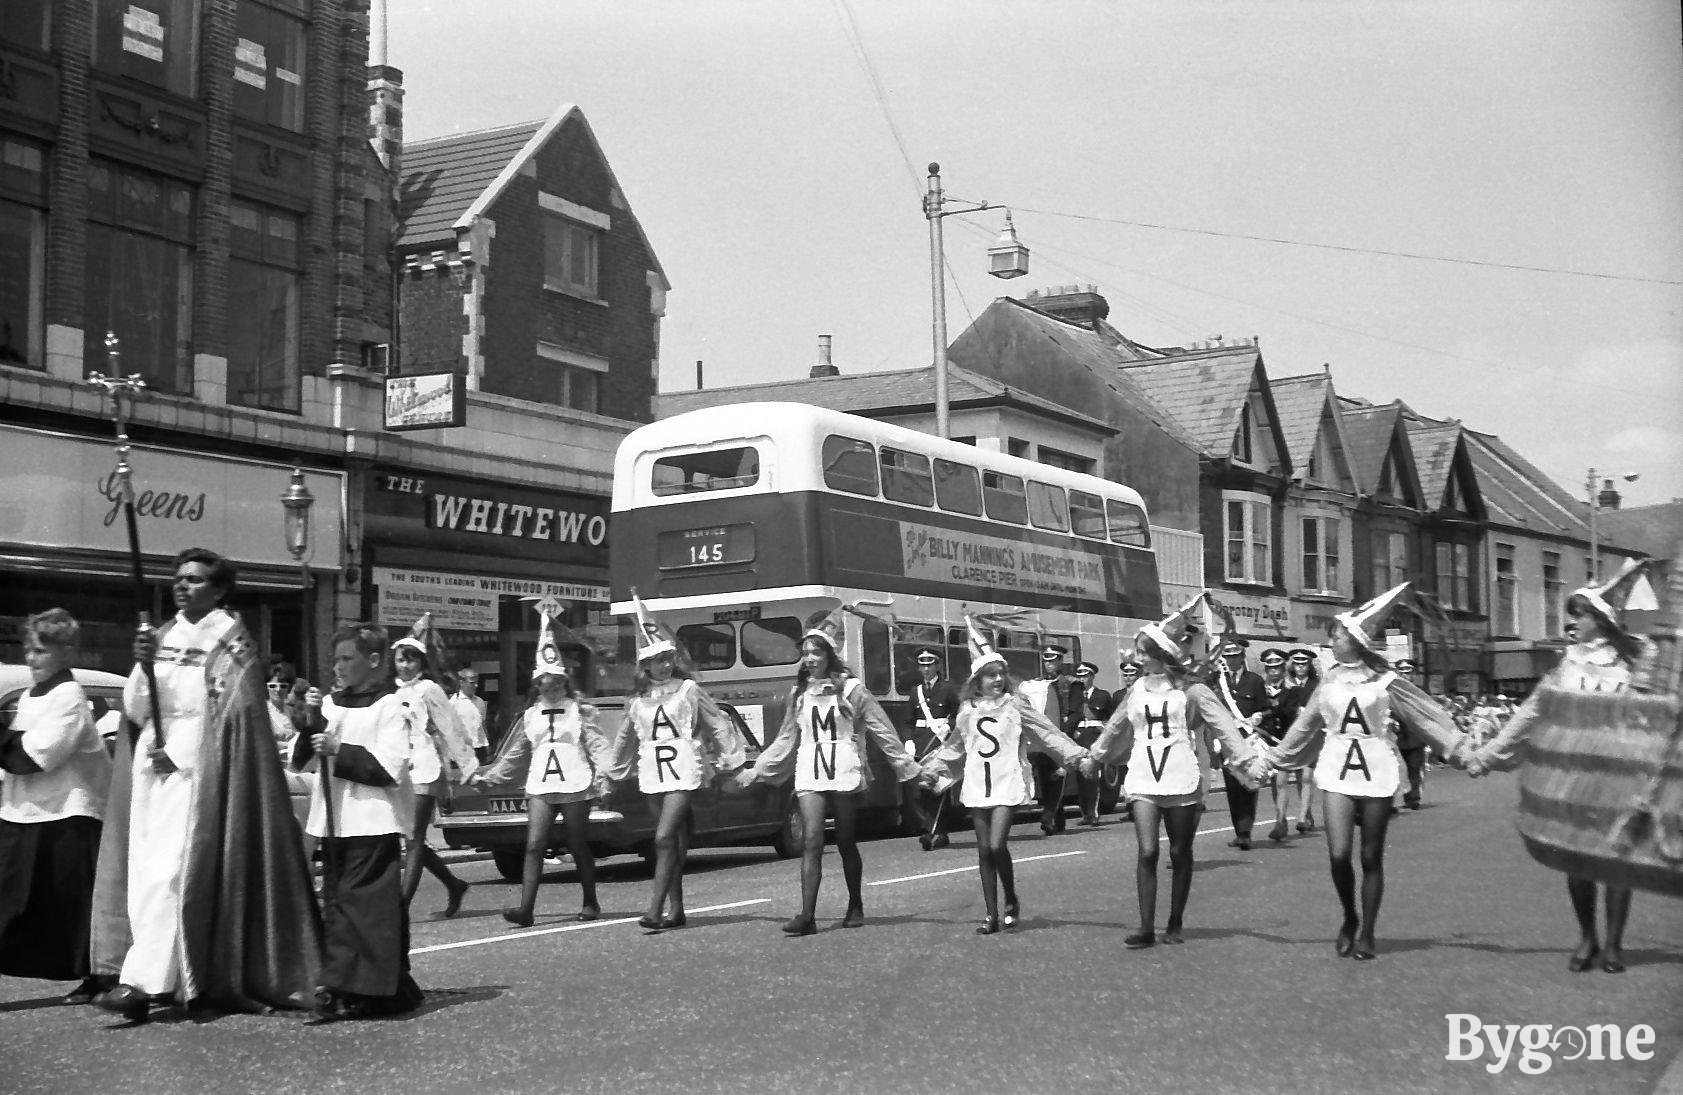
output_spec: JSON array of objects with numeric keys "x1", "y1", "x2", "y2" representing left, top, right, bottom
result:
[{"x1": 386, "y1": 0, "x2": 1683, "y2": 508}]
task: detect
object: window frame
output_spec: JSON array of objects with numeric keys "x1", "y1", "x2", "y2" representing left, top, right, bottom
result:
[
  {"x1": 543, "y1": 214, "x2": 601, "y2": 299},
  {"x1": 1435, "y1": 540, "x2": 1474, "y2": 611},
  {"x1": 1494, "y1": 543, "x2": 1518, "y2": 636},
  {"x1": 879, "y1": 445, "x2": 934, "y2": 508},
  {"x1": 1069, "y1": 490, "x2": 1106, "y2": 541},
  {"x1": 232, "y1": 1, "x2": 308, "y2": 132},
  {"x1": 94, "y1": 0, "x2": 199, "y2": 97},
  {"x1": 650, "y1": 446, "x2": 761, "y2": 496},
  {"x1": 932, "y1": 457, "x2": 981, "y2": 515},
  {"x1": 226, "y1": 199, "x2": 302, "y2": 413},
  {"x1": 1542, "y1": 551, "x2": 1564, "y2": 638},
  {"x1": 821, "y1": 435, "x2": 879, "y2": 497},
  {"x1": 1222, "y1": 489, "x2": 1272, "y2": 585},
  {"x1": 981, "y1": 470, "x2": 1028, "y2": 525},
  {"x1": 1026, "y1": 480, "x2": 1071, "y2": 533},
  {"x1": 1299, "y1": 514, "x2": 1342, "y2": 595}
]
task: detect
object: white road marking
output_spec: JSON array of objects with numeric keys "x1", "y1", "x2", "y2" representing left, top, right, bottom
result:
[
  {"x1": 870, "y1": 849, "x2": 1088, "y2": 886},
  {"x1": 411, "y1": 898, "x2": 772, "y2": 955}
]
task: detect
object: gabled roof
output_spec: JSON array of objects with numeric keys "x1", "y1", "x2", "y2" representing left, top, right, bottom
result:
[
  {"x1": 1270, "y1": 370, "x2": 1357, "y2": 492},
  {"x1": 656, "y1": 362, "x2": 1114, "y2": 434},
  {"x1": 1402, "y1": 415, "x2": 1486, "y2": 520},
  {"x1": 1600, "y1": 501, "x2": 1683, "y2": 560},
  {"x1": 1117, "y1": 346, "x2": 1279, "y2": 463},
  {"x1": 398, "y1": 104, "x2": 668, "y2": 284},
  {"x1": 1337, "y1": 398, "x2": 1423, "y2": 503},
  {"x1": 1462, "y1": 430, "x2": 1589, "y2": 537}
]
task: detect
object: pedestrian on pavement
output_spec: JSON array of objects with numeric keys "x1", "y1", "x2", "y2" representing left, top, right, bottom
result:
[
  {"x1": 1070, "y1": 661, "x2": 1113, "y2": 826},
  {"x1": 473, "y1": 612, "x2": 613, "y2": 928},
  {"x1": 606, "y1": 597, "x2": 745, "y2": 932},
  {"x1": 0, "y1": 609, "x2": 113, "y2": 1004},
  {"x1": 390, "y1": 615, "x2": 475, "y2": 919},
  {"x1": 1085, "y1": 595, "x2": 1259, "y2": 949},
  {"x1": 1018, "y1": 641, "x2": 1085, "y2": 835},
  {"x1": 94, "y1": 548, "x2": 320, "y2": 1021},
  {"x1": 919, "y1": 617, "x2": 1090, "y2": 934},
  {"x1": 1466, "y1": 560, "x2": 1652, "y2": 973},
  {"x1": 300, "y1": 622, "x2": 424, "y2": 1021},
  {"x1": 1253, "y1": 585, "x2": 1470, "y2": 961},
  {"x1": 1284, "y1": 649, "x2": 1321, "y2": 832},
  {"x1": 730, "y1": 606, "x2": 921, "y2": 935},
  {"x1": 450, "y1": 667, "x2": 491, "y2": 765},
  {"x1": 1213, "y1": 639, "x2": 1268, "y2": 851},
  {"x1": 905, "y1": 645, "x2": 961, "y2": 851}
]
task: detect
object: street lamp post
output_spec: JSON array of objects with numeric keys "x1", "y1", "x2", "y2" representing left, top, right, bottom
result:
[
  {"x1": 923, "y1": 163, "x2": 1028, "y2": 438},
  {"x1": 281, "y1": 467, "x2": 316, "y2": 676},
  {"x1": 1585, "y1": 467, "x2": 1639, "y2": 584}
]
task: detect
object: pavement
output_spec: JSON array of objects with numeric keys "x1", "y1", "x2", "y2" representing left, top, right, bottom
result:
[{"x1": 4, "y1": 767, "x2": 1681, "y2": 1094}]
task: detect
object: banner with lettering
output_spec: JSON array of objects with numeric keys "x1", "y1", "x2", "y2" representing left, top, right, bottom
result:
[
  {"x1": 0, "y1": 424, "x2": 344, "y2": 570},
  {"x1": 899, "y1": 521, "x2": 1108, "y2": 602},
  {"x1": 365, "y1": 469, "x2": 610, "y2": 567},
  {"x1": 373, "y1": 565, "x2": 609, "y2": 631}
]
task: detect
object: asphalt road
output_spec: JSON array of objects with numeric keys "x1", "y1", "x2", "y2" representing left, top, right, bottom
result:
[{"x1": 3, "y1": 768, "x2": 1680, "y2": 1095}]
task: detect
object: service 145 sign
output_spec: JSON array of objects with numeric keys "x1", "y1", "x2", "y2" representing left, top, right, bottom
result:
[{"x1": 385, "y1": 372, "x2": 466, "y2": 431}]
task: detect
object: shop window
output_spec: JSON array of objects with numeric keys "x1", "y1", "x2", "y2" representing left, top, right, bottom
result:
[
  {"x1": 651, "y1": 446, "x2": 760, "y2": 496},
  {"x1": 82, "y1": 162, "x2": 195, "y2": 395},
  {"x1": 0, "y1": 138, "x2": 48, "y2": 368},
  {"x1": 933, "y1": 458, "x2": 981, "y2": 515},
  {"x1": 1106, "y1": 498, "x2": 1150, "y2": 546},
  {"x1": 227, "y1": 201, "x2": 301, "y2": 412},
  {"x1": 543, "y1": 215, "x2": 599, "y2": 298},
  {"x1": 677, "y1": 622, "x2": 735, "y2": 671},
  {"x1": 1069, "y1": 490, "x2": 1106, "y2": 540},
  {"x1": 94, "y1": 0, "x2": 198, "y2": 97},
  {"x1": 1300, "y1": 515, "x2": 1341, "y2": 594},
  {"x1": 822, "y1": 435, "x2": 877, "y2": 497},
  {"x1": 0, "y1": 1, "x2": 51, "y2": 50},
  {"x1": 1027, "y1": 480, "x2": 1070, "y2": 532},
  {"x1": 233, "y1": 2, "x2": 308, "y2": 131},
  {"x1": 879, "y1": 446, "x2": 934, "y2": 507},
  {"x1": 1223, "y1": 490, "x2": 1271, "y2": 584},
  {"x1": 741, "y1": 617, "x2": 802, "y2": 668}
]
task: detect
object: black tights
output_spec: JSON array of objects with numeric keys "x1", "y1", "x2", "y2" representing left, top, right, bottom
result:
[
  {"x1": 971, "y1": 806, "x2": 1016, "y2": 921},
  {"x1": 1566, "y1": 876, "x2": 1633, "y2": 959},
  {"x1": 796, "y1": 791, "x2": 861, "y2": 919},
  {"x1": 647, "y1": 791, "x2": 692, "y2": 921},
  {"x1": 1323, "y1": 792, "x2": 1391, "y2": 943},
  {"x1": 514, "y1": 798, "x2": 597, "y2": 919},
  {"x1": 1131, "y1": 800, "x2": 1198, "y2": 933},
  {"x1": 401, "y1": 792, "x2": 463, "y2": 906}
]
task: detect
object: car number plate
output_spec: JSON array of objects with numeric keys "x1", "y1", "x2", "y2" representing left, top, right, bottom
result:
[{"x1": 489, "y1": 797, "x2": 527, "y2": 813}]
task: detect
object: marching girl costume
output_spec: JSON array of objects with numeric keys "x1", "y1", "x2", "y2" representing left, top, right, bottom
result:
[
  {"x1": 1468, "y1": 560, "x2": 1651, "y2": 973},
  {"x1": 0, "y1": 610, "x2": 112, "y2": 1003},
  {"x1": 736, "y1": 606, "x2": 921, "y2": 935},
  {"x1": 1256, "y1": 584, "x2": 1469, "y2": 961},
  {"x1": 920, "y1": 618, "x2": 1089, "y2": 934},
  {"x1": 606, "y1": 596, "x2": 746, "y2": 932},
  {"x1": 391, "y1": 614, "x2": 478, "y2": 917},
  {"x1": 474, "y1": 612, "x2": 614, "y2": 928},
  {"x1": 1088, "y1": 595, "x2": 1258, "y2": 948}
]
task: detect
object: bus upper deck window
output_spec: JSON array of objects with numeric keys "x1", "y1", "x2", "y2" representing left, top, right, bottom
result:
[
  {"x1": 741, "y1": 616, "x2": 803, "y2": 667},
  {"x1": 677, "y1": 622, "x2": 736, "y2": 670},
  {"x1": 933, "y1": 458, "x2": 981, "y2": 515},
  {"x1": 1106, "y1": 498, "x2": 1151, "y2": 546},
  {"x1": 822, "y1": 435, "x2": 878, "y2": 496},
  {"x1": 982, "y1": 470, "x2": 1027, "y2": 524},
  {"x1": 1070, "y1": 490, "x2": 1106, "y2": 539},
  {"x1": 652, "y1": 446, "x2": 761, "y2": 496},
  {"x1": 1028, "y1": 480, "x2": 1071, "y2": 532},
  {"x1": 879, "y1": 446, "x2": 934, "y2": 507}
]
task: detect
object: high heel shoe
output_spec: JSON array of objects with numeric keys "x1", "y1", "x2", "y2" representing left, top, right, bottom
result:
[
  {"x1": 1002, "y1": 899, "x2": 1020, "y2": 928},
  {"x1": 976, "y1": 916, "x2": 1000, "y2": 936},
  {"x1": 781, "y1": 915, "x2": 816, "y2": 936},
  {"x1": 1567, "y1": 945, "x2": 1601, "y2": 972}
]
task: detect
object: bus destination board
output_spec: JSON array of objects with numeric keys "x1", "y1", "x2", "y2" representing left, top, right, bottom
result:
[{"x1": 658, "y1": 524, "x2": 756, "y2": 569}]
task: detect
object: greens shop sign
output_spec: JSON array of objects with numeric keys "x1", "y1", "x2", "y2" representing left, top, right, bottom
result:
[{"x1": 367, "y1": 470, "x2": 609, "y2": 566}]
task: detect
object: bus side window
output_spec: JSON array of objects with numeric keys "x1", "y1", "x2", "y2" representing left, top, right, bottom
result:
[
  {"x1": 677, "y1": 622, "x2": 736, "y2": 671},
  {"x1": 822, "y1": 435, "x2": 879, "y2": 496},
  {"x1": 933, "y1": 458, "x2": 982, "y2": 515},
  {"x1": 1106, "y1": 498, "x2": 1151, "y2": 546},
  {"x1": 982, "y1": 471, "x2": 1027, "y2": 524},
  {"x1": 1027, "y1": 480, "x2": 1071, "y2": 532},
  {"x1": 741, "y1": 617, "x2": 803, "y2": 667},
  {"x1": 1070, "y1": 490, "x2": 1106, "y2": 539},
  {"x1": 879, "y1": 446, "x2": 934, "y2": 507},
  {"x1": 860, "y1": 616, "x2": 893, "y2": 696}
]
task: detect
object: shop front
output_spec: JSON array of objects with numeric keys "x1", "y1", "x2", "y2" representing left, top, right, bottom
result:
[
  {"x1": 1421, "y1": 620, "x2": 1490, "y2": 698},
  {"x1": 1210, "y1": 588, "x2": 1295, "y2": 645},
  {"x1": 0, "y1": 422, "x2": 344, "y2": 675},
  {"x1": 362, "y1": 468, "x2": 628, "y2": 733}
]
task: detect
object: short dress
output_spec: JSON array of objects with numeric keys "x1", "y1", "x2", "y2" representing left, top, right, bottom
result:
[
  {"x1": 605, "y1": 678, "x2": 747, "y2": 793},
  {"x1": 1089, "y1": 675, "x2": 1256, "y2": 808},
  {"x1": 478, "y1": 699, "x2": 614, "y2": 806},
  {"x1": 394, "y1": 676, "x2": 476, "y2": 797},
  {"x1": 751, "y1": 675, "x2": 920, "y2": 796},
  {"x1": 921, "y1": 692, "x2": 1088, "y2": 809},
  {"x1": 1268, "y1": 663, "x2": 1466, "y2": 799}
]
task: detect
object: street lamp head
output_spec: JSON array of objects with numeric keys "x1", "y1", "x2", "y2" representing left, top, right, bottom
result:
[
  {"x1": 281, "y1": 467, "x2": 315, "y2": 563},
  {"x1": 987, "y1": 210, "x2": 1029, "y2": 279},
  {"x1": 928, "y1": 162, "x2": 941, "y2": 176}
]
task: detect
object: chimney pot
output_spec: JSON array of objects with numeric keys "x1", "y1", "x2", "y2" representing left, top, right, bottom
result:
[{"x1": 809, "y1": 334, "x2": 839, "y2": 379}]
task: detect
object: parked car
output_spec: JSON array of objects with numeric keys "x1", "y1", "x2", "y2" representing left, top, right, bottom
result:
[
  {"x1": 438, "y1": 698, "x2": 800, "y2": 881},
  {"x1": 0, "y1": 664, "x2": 129, "y2": 744}
]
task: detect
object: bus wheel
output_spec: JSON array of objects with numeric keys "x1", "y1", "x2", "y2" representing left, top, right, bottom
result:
[
  {"x1": 491, "y1": 848, "x2": 524, "y2": 882},
  {"x1": 771, "y1": 800, "x2": 804, "y2": 859},
  {"x1": 1098, "y1": 764, "x2": 1124, "y2": 815}
]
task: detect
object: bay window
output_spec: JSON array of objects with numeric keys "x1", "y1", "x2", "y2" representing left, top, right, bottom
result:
[{"x1": 1224, "y1": 491, "x2": 1272, "y2": 584}]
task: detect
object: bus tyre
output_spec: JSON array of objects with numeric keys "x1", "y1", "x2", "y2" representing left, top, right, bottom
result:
[
  {"x1": 771, "y1": 801, "x2": 804, "y2": 859},
  {"x1": 492, "y1": 848, "x2": 524, "y2": 882}
]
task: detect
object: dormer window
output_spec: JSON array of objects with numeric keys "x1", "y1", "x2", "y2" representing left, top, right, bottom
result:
[{"x1": 1232, "y1": 404, "x2": 1253, "y2": 464}]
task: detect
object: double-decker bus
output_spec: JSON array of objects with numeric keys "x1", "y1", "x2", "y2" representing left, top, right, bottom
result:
[{"x1": 609, "y1": 402, "x2": 1163, "y2": 833}]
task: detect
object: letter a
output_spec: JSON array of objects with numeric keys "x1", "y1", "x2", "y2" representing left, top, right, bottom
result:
[
  {"x1": 651, "y1": 705, "x2": 678, "y2": 740},
  {"x1": 1338, "y1": 697, "x2": 1371, "y2": 735},
  {"x1": 542, "y1": 751, "x2": 566, "y2": 784},
  {"x1": 1338, "y1": 739, "x2": 1371, "y2": 781}
]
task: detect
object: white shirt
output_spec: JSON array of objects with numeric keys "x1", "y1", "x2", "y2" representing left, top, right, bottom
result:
[
  {"x1": 1, "y1": 675, "x2": 111, "y2": 823},
  {"x1": 450, "y1": 692, "x2": 489, "y2": 750},
  {"x1": 305, "y1": 691, "x2": 414, "y2": 838}
]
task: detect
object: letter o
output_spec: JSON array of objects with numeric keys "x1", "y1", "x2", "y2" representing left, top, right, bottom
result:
[{"x1": 587, "y1": 515, "x2": 607, "y2": 545}]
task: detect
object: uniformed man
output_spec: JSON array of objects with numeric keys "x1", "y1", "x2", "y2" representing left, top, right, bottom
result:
[
  {"x1": 1070, "y1": 662, "x2": 1113, "y2": 826},
  {"x1": 1019, "y1": 643, "x2": 1084, "y2": 836},
  {"x1": 1215, "y1": 639, "x2": 1268, "y2": 851},
  {"x1": 904, "y1": 647, "x2": 961, "y2": 850}
]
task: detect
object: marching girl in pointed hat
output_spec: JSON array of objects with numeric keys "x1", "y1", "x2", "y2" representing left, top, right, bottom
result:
[
  {"x1": 1083, "y1": 594, "x2": 1261, "y2": 948},
  {"x1": 471, "y1": 610, "x2": 615, "y2": 928},
  {"x1": 604, "y1": 594, "x2": 747, "y2": 932},
  {"x1": 389, "y1": 613, "x2": 478, "y2": 918},
  {"x1": 731, "y1": 603, "x2": 921, "y2": 935},
  {"x1": 1467, "y1": 559, "x2": 1657, "y2": 972},
  {"x1": 1252, "y1": 584, "x2": 1471, "y2": 960},
  {"x1": 918, "y1": 616, "x2": 1090, "y2": 933}
]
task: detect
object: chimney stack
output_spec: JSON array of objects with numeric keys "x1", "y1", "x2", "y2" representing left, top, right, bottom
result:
[
  {"x1": 1598, "y1": 478, "x2": 1623, "y2": 510},
  {"x1": 1024, "y1": 284, "x2": 1110, "y2": 330},
  {"x1": 367, "y1": 1, "x2": 403, "y2": 180},
  {"x1": 809, "y1": 334, "x2": 839, "y2": 378}
]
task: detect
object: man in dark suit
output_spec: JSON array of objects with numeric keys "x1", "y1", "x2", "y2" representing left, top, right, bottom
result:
[
  {"x1": 1215, "y1": 639, "x2": 1268, "y2": 851},
  {"x1": 903, "y1": 647, "x2": 961, "y2": 850},
  {"x1": 1070, "y1": 662, "x2": 1113, "y2": 826},
  {"x1": 1021, "y1": 643, "x2": 1085, "y2": 835}
]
